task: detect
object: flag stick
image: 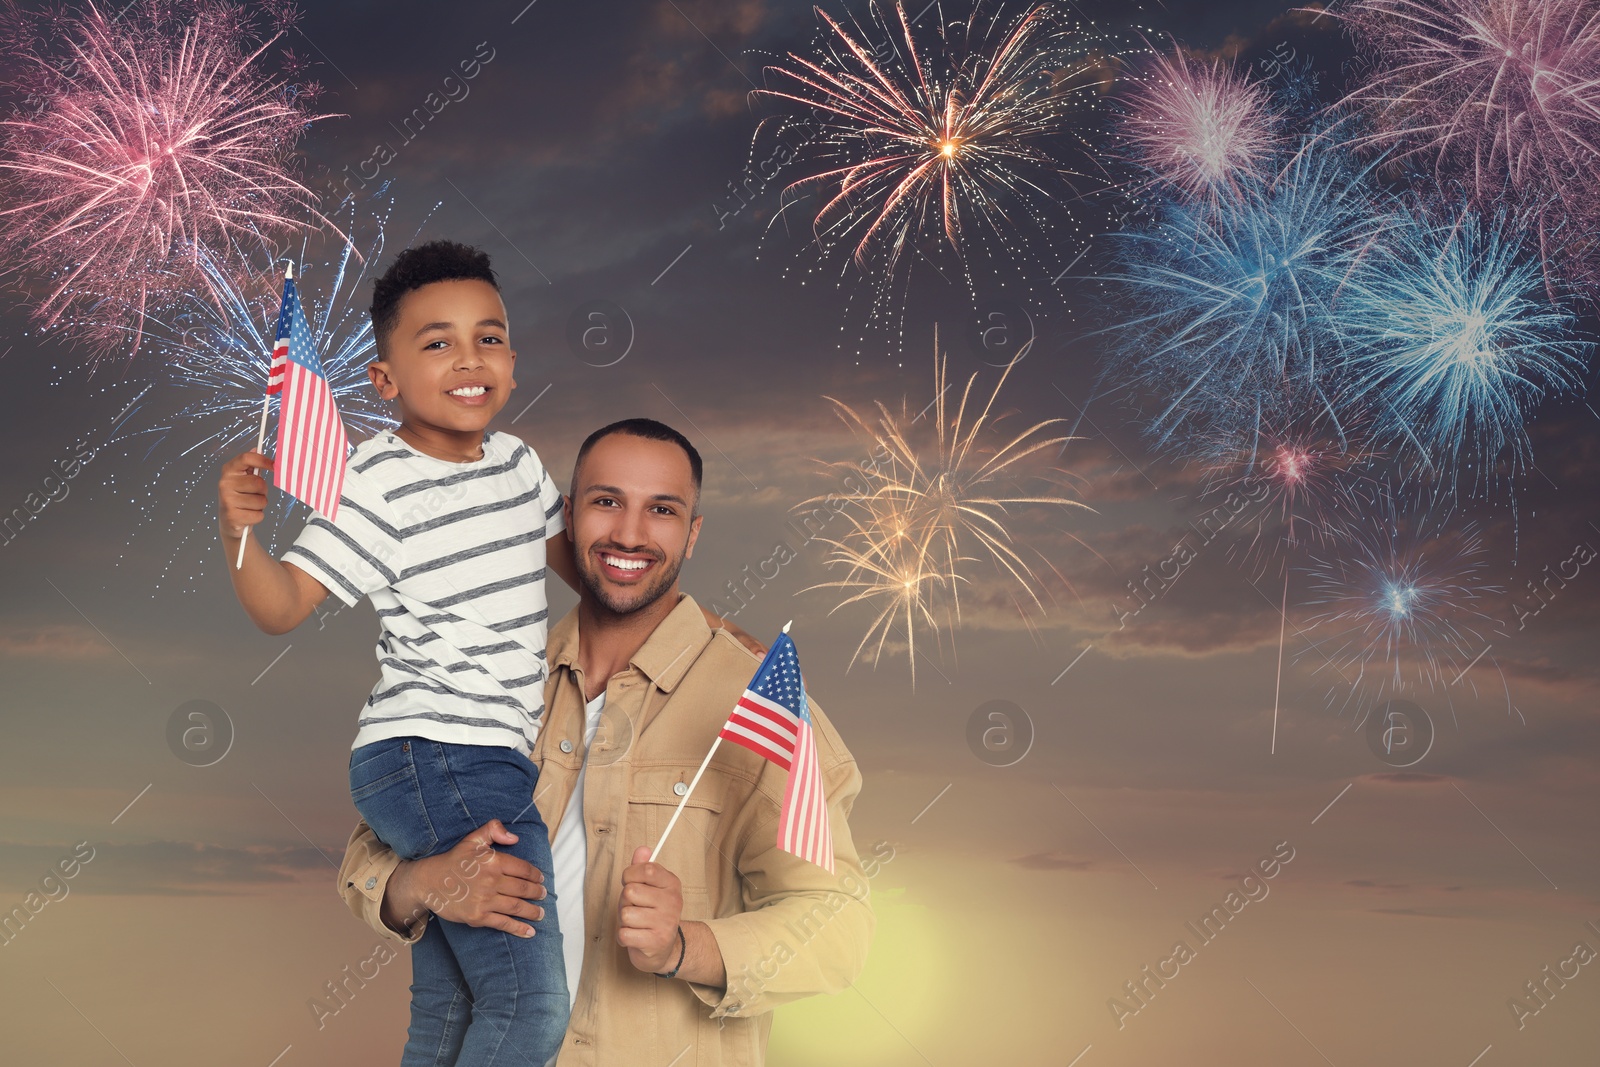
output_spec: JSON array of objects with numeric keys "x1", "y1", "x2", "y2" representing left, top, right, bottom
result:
[
  {"x1": 649, "y1": 737, "x2": 722, "y2": 863},
  {"x1": 649, "y1": 620, "x2": 791, "y2": 862},
  {"x1": 235, "y1": 261, "x2": 293, "y2": 570}
]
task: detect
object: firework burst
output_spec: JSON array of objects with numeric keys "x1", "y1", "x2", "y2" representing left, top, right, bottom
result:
[
  {"x1": 1301, "y1": 496, "x2": 1503, "y2": 717},
  {"x1": 1102, "y1": 132, "x2": 1389, "y2": 454},
  {"x1": 799, "y1": 333, "x2": 1090, "y2": 680},
  {"x1": 1332, "y1": 208, "x2": 1592, "y2": 485},
  {"x1": 1335, "y1": 0, "x2": 1600, "y2": 289},
  {"x1": 105, "y1": 199, "x2": 414, "y2": 591},
  {"x1": 0, "y1": 0, "x2": 334, "y2": 361},
  {"x1": 1118, "y1": 46, "x2": 1279, "y2": 208},
  {"x1": 1198, "y1": 400, "x2": 1379, "y2": 574},
  {"x1": 754, "y1": 0, "x2": 1132, "y2": 347}
]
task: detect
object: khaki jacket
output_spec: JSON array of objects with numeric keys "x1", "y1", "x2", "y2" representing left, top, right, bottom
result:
[{"x1": 337, "y1": 594, "x2": 875, "y2": 1066}]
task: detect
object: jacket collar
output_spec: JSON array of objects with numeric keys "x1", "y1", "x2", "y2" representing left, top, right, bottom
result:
[{"x1": 547, "y1": 592, "x2": 711, "y2": 695}]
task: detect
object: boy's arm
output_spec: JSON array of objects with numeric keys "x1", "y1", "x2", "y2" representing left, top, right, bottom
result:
[
  {"x1": 546, "y1": 526, "x2": 580, "y2": 593},
  {"x1": 218, "y1": 451, "x2": 329, "y2": 635},
  {"x1": 708, "y1": 611, "x2": 767, "y2": 656}
]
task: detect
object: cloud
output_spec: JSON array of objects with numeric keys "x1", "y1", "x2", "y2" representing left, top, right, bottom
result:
[
  {"x1": 1362, "y1": 772, "x2": 1450, "y2": 785},
  {"x1": 0, "y1": 624, "x2": 111, "y2": 662},
  {"x1": 0, "y1": 840, "x2": 338, "y2": 897},
  {"x1": 1011, "y1": 850, "x2": 1097, "y2": 871},
  {"x1": 1367, "y1": 907, "x2": 1463, "y2": 919},
  {"x1": 1183, "y1": 7, "x2": 1335, "y2": 64}
]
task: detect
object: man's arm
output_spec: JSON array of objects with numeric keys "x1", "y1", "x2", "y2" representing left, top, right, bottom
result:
[
  {"x1": 218, "y1": 451, "x2": 328, "y2": 634},
  {"x1": 338, "y1": 817, "x2": 550, "y2": 943},
  {"x1": 618, "y1": 725, "x2": 874, "y2": 1016},
  {"x1": 618, "y1": 846, "x2": 727, "y2": 986},
  {"x1": 547, "y1": 527, "x2": 580, "y2": 593},
  {"x1": 687, "y1": 748, "x2": 874, "y2": 1016}
]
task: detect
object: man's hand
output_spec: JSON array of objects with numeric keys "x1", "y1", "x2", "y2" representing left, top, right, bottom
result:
[
  {"x1": 618, "y1": 845, "x2": 684, "y2": 973},
  {"x1": 387, "y1": 820, "x2": 548, "y2": 938},
  {"x1": 705, "y1": 611, "x2": 767, "y2": 657},
  {"x1": 218, "y1": 450, "x2": 273, "y2": 539}
]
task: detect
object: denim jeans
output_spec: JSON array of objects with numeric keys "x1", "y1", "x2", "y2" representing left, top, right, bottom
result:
[{"x1": 350, "y1": 737, "x2": 569, "y2": 1067}]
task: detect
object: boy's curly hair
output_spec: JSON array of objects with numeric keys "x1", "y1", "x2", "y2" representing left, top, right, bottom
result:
[{"x1": 370, "y1": 240, "x2": 498, "y2": 356}]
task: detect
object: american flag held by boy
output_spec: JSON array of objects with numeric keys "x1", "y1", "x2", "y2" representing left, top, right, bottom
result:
[
  {"x1": 268, "y1": 268, "x2": 346, "y2": 520},
  {"x1": 234, "y1": 264, "x2": 347, "y2": 569}
]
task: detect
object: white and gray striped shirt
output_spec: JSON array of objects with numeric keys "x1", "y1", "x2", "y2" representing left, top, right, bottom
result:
[{"x1": 284, "y1": 430, "x2": 565, "y2": 755}]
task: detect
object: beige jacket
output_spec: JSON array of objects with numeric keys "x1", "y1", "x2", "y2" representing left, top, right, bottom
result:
[{"x1": 336, "y1": 594, "x2": 875, "y2": 1066}]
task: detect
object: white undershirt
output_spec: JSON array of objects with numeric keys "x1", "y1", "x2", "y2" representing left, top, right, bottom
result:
[{"x1": 549, "y1": 692, "x2": 605, "y2": 1011}]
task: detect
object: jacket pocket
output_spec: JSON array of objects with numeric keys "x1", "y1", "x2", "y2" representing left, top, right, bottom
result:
[{"x1": 626, "y1": 766, "x2": 725, "y2": 894}]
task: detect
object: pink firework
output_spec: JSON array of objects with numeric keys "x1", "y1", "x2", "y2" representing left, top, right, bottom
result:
[
  {"x1": 1337, "y1": 0, "x2": 1600, "y2": 289},
  {"x1": 1119, "y1": 48, "x2": 1279, "y2": 206},
  {"x1": 0, "y1": 0, "x2": 332, "y2": 361}
]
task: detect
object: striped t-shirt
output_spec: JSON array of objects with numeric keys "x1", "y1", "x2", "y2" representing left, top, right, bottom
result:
[{"x1": 283, "y1": 429, "x2": 565, "y2": 755}]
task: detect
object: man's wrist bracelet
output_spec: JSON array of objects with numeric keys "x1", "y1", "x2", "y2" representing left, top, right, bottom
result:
[{"x1": 654, "y1": 924, "x2": 687, "y2": 979}]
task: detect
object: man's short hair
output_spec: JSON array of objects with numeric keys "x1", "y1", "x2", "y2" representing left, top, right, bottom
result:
[
  {"x1": 369, "y1": 240, "x2": 499, "y2": 357},
  {"x1": 573, "y1": 419, "x2": 703, "y2": 513}
]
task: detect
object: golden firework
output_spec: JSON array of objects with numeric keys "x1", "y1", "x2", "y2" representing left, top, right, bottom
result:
[{"x1": 800, "y1": 330, "x2": 1091, "y2": 682}]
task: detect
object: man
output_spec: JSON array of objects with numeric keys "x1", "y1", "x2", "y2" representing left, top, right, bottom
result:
[{"x1": 337, "y1": 418, "x2": 874, "y2": 1065}]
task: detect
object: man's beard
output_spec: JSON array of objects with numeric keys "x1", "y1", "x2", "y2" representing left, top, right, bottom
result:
[{"x1": 576, "y1": 543, "x2": 686, "y2": 618}]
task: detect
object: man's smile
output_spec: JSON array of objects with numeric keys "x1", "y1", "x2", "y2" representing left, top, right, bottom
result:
[{"x1": 598, "y1": 550, "x2": 658, "y2": 582}]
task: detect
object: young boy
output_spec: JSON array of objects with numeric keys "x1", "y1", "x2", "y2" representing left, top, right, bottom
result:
[{"x1": 216, "y1": 241, "x2": 747, "y2": 1066}]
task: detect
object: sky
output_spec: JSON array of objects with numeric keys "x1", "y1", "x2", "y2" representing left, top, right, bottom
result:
[{"x1": 2, "y1": 0, "x2": 1600, "y2": 1064}]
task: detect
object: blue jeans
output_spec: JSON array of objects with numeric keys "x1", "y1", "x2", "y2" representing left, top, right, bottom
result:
[{"x1": 350, "y1": 737, "x2": 569, "y2": 1067}]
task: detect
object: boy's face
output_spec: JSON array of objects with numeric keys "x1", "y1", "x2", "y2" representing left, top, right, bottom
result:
[{"x1": 368, "y1": 278, "x2": 516, "y2": 432}]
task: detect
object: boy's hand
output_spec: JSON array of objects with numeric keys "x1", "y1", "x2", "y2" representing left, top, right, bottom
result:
[
  {"x1": 706, "y1": 611, "x2": 768, "y2": 656},
  {"x1": 218, "y1": 451, "x2": 273, "y2": 539}
]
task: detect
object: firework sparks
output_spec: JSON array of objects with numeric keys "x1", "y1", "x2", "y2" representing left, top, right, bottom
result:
[
  {"x1": 1335, "y1": 0, "x2": 1600, "y2": 289},
  {"x1": 105, "y1": 199, "x2": 416, "y2": 591},
  {"x1": 0, "y1": 0, "x2": 334, "y2": 361},
  {"x1": 754, "y1": 0, "x2": 1131, "y2": 346},
  {"x1": 1302, "y1": 496, "x2": 1503, "y2": 717},
  {"x1": 799, "y1": 332, "x2": 1090, "y2": 681},
  {"x1": 1118, "y1": 46, "x2": 1279, "y2": 208},
  {"x1": 1333, "y1": 208, "x2": 1592, "y2": 485},
  {"x1": 1101, "y1": 132, "x2": 1389, "y2": 454},
  {"x1": 1199, "y1": 401, "x2": 1379, "y2": 572}
]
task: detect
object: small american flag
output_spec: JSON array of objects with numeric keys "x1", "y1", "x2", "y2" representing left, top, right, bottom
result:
[
  {"x1": 271, "y1": 273, "x2": 346, "y2": 519},
  {"x1": 718, "y1": 631, "x2": 834, "y2": 873}
]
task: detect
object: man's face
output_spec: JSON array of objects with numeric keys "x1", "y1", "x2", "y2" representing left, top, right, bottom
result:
[
  {"x1": 568, "y1": 434, "x2": 702, "y2": 616},
  {"x1": 368, "y1": 279, "x2": 516, "y2": 432}
]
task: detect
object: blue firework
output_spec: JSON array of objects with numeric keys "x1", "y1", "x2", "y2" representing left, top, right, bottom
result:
[
  {"x1": 1332, "y1": 208, "x2": 1592, "y2": 483},
  {"x1": 105, "y1": 198, "x2": 426, "y2": 590},
  {"x1": 1300, "y1": 494, "x2": 1502, "y2": 717},
  {"x1": 1102, "y1": 131, "x2": 1389, "y2": 456}
]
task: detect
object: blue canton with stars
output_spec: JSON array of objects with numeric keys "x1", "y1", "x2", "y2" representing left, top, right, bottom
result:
[
  {"x1": 748, "y1": 633, "x2": 810, "y2": 723},
  {"x1": 277, "y1": 277, "x2": 326, "y2": 375}
]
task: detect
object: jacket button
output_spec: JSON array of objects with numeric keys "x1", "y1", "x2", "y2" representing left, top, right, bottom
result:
[
  {"x1": 559, "y1": 739, "x2": 574, "y2": 753},
  {"x1": 364, "y1": 876, "x2": 378, "y2": 890},
  {"x1": 673, "y1": 781, "x2": 688, "y2": 796}
]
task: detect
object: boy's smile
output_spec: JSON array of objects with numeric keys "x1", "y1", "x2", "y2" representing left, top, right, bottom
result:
[{"x1": 368, "y1": 278, "x2": 517, "y2": 461}]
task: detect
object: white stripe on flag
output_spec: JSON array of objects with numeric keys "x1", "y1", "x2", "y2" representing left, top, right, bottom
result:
[
  {"x1": 732, "y1": 699, "x2": 800, "y2": 744},
  {"x1": 739, "y1": 690, "x2": 803, "y2": 728},
  {"x1": 721, "y1": 720, "x2": 794, "y2": 767}
]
